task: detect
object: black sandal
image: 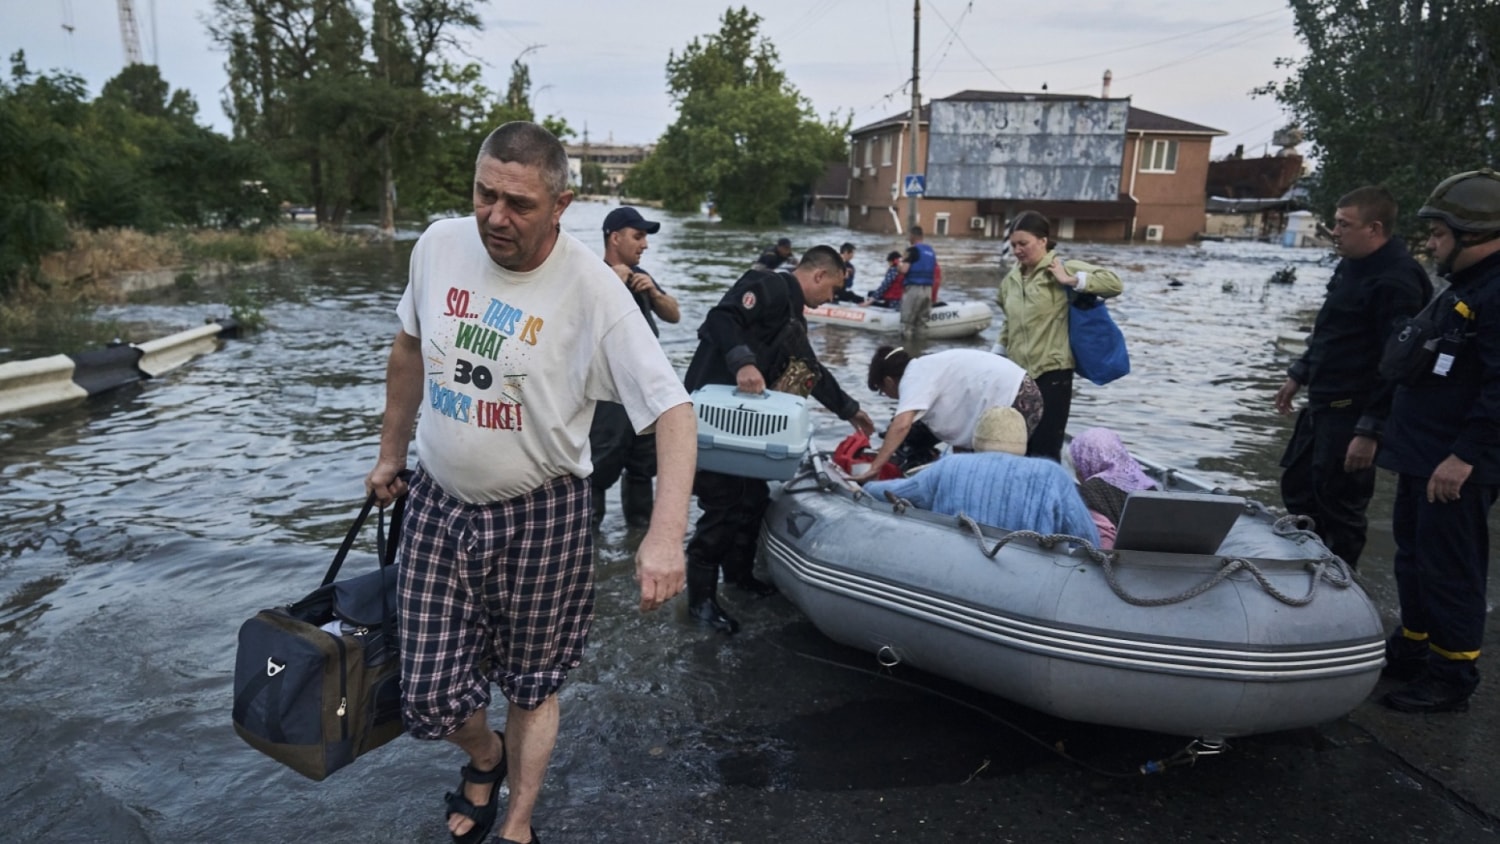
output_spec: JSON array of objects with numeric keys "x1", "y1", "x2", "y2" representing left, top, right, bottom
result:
[
  {"x1": 498, "y1": 828, "x2": 540, "y2": 844},
  {"x1": 444, "y1": 730, "x2": 508, "y2": 844}
]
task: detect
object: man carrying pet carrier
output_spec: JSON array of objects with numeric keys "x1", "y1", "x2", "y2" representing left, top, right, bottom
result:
[{"x1": 682, "y1": 245, "x2": 875, "y2": 634}]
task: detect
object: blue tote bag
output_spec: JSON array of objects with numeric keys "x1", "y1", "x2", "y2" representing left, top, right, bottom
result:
[{"x1": 1067, "y1": 290, "x2": 1129, "y2": 386}]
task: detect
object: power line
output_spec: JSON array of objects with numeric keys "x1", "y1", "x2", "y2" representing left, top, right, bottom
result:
[
  {"x1": 996, "y1": 8, "x2": 1286, "y2": 74},
  {"x1": 922, "y1": 0, "x2": 973, "y2": 79},
  {"x1": 1217, "y1": 113, "x2": 1290, "y2": 145},
  {"x1": 926, "y1": 0, "x2": 1013, "y2": 91},
  {"x1": 779, "y1": 0, "x2": 844, "y2": 42},
  {"x1": 1053, "y1": 18, "x2": 1292, "y2": 94}
]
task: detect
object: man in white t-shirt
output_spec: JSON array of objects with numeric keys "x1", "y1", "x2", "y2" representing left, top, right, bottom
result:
[
  {"x1": 365, "y1": 122, "x2": 695, "y2": 844},
  {"x1": 854, "y1": 346, "x2": 1042, "y2": 481}
]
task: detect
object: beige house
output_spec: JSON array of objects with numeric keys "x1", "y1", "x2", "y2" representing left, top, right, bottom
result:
[
  {"x1": 836, "y1": 90, "x2": 1224, "y2": 244},
  {"x1": 563, "y1": 142, "x2": 653, "y2": 193}
]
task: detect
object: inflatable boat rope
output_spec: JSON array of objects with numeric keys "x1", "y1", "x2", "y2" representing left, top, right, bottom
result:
[
  {"x1": 781, "y1": 458, "x2": 1357, "y2": 608},
  {"x1": 944, "y1": 511, "x2": 1356, "y2": 609}
]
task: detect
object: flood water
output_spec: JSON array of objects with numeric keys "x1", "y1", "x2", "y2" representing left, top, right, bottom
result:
[{"x1": 1, "y1": 204, "x2": 1484, "y2": 842}]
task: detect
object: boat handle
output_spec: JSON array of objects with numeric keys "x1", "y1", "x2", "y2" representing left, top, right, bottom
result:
[{"x1": 785, "y1": 510, "x2": 816, "y2": 539}]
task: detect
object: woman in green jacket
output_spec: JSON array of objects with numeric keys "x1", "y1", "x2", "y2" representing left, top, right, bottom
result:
[{"x1": 996, "y1": 211, "x2": 1123, "y2": 460}]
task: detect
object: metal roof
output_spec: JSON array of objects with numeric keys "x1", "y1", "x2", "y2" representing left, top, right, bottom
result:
[{"x1": 851, "y1": 90, "x2": 1223, "y2": 137}]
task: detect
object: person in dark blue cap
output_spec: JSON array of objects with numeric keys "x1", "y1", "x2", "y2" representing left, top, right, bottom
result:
[
  {"x1": 589, "y1": 205, "x2": 681, "y2": 528},
  {"x1": 752, "y1": 237, "x2": 794, "y2": 271}
]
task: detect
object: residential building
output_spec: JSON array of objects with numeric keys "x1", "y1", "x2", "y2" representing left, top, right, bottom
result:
[
  {"x1": 1203, "y1": 140, "x2": 1308, "y2": 240},
  {"x1": 842, "y1": 89, "x2": 1224, "y2": 243},
  {"x1": 564, "y1": 142, "x2": 653, "y2": 194},
  {"x1": 806, "y1": 163, "x2": 851, "y2": 226}
]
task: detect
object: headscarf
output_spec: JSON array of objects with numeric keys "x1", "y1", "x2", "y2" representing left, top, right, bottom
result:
[{"x1": 1069, "y1": 428, "x2": 1156, "y2": 493}]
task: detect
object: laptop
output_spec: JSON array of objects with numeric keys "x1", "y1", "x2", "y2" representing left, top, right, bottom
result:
[{"x1": 1112, "y1": 490, "x2": 1246, "y2": 555}]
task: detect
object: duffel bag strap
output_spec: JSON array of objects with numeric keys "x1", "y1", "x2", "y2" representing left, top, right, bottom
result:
[
  {"x1": 322, "y1": 471, "x2": 411, "y2": 587},
  {"x1": 379, "y1": 484, "x2": 407, "y2": 570}
]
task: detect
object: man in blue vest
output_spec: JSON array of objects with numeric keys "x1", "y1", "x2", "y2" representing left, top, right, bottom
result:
[{"x1": 898, "y1": 226, "x2": 938, "y2": 338}]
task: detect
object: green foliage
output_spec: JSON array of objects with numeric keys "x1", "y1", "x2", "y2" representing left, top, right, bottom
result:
[
  {"x1": 541, "y1": 115, "x2": 576, "y2": 141},
  {"x1": 399, "y1": 58, "x2": 580, "y2": 215},
  {"x1": 1259, "y1": 0, "x2": 1500, "y2": 240},
  {"x1": 580, "y1": 161, "x2": 609, "y2": 195},
  {"x1": 227, "y1": 281, "x2": 267, "y2": 331},
  {"x1": 0, "y1": 53, "x2": 86, "y2": 293},
  {"x1": 627, "y1": 7, "x2": 849, "y2": 225},
  {"x1": 0, "y1": 52, "x2": 286, "y2": 297},
  {"x1": 209, "y1": 0, "x2": 489, "y2": 226}
]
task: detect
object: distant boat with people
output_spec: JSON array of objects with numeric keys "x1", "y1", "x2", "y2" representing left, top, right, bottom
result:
[{"x1": 804, "y1": 300, "x2": 993, "y2": 339}]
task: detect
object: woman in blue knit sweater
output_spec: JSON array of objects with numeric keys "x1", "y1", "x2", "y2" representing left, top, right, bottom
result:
[{"x1": 863, "y1": 407, "x2": 1099, "y2": 542}]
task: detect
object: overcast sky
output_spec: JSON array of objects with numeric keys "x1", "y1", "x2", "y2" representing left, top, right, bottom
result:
[{"x1": 5, "y1": 0, "x2": 1307, "y2": 158}]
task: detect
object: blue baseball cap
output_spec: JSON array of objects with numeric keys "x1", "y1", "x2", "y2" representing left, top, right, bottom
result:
[{"x1": 603, "y1": 206, "x2": 661, "y2": 235}]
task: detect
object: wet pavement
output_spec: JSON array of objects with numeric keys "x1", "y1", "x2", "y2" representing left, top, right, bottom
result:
[{"x1": 1, "y1": 204, "x2": 1498, "y2": 842}]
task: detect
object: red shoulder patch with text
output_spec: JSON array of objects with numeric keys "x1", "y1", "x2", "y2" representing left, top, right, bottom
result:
[{"x1": 741, "y1": 291, "x2": 757, "y2": 309}]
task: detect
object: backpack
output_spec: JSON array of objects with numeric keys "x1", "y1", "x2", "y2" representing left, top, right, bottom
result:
[{"x1": 232, "y1": 490, "x2": 407, "y2": 781}]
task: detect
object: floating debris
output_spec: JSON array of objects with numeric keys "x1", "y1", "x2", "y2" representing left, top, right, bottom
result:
[{"x1": 1269, "y1": 265, "x2": 1297, "y2": 285}]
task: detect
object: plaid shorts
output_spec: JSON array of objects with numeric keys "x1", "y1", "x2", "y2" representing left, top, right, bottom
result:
[{"x1": 397, "y1": 466, "x2": 594, "y2": 739}]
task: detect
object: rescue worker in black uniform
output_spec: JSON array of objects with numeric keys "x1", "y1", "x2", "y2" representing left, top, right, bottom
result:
[
  {"x1": 1377, "y1": 169, "x2": 1500, "y2": 713},
  {"x1": 683, "y1": 245, "x2": 876, "y2": 633},
  {"x1": 589, "y1": 206, "x2": 681, "y2": 528},
  {"x1": 1273, "y1": 186, "x2": 1432, "y2": 568},
  {"x1": 751, "y1": 237, "x2": 794, "y2": 271}
]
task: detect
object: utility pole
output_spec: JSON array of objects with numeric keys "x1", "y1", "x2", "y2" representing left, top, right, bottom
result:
[
  {"x1": 582, "y1": 123, "x2": 591, "y2": 196},
  {"x1": 907, "y1": 0, "x2": 921, "y2": 231},
  {"x1": 378, "y1": 8, "x2": 396, "y2": 239}
]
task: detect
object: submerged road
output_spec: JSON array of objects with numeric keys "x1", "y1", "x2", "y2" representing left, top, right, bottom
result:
[{"x1": 1, "y1": 203, "x2": 1497, "y2": 841}]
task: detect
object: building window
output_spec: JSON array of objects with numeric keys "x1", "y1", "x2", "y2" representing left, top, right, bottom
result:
[
  {"x1": 863, "y1": 138, "x2": 873, "y2": 168},
  {"x1": 934, "y1": 213, "x2": 950, "y2": 236},
  {"x1": 1142, "y1": 139, "x2": 1178, "y2": 173},
  {"x1": 881, "y1": 133, "x2": 894, "y2": 166}
]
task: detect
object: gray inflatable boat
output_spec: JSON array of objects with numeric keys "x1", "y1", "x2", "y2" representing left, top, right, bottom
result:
[{"x1": 760, "y1": 454, "x2": 1385, "y2": 741}]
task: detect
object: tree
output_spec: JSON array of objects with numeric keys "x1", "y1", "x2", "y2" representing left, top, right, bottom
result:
[
  {"x1": 402, "y1": 58, "x2": 579, "y2": 213},
  {"x1": 1258, "y1": 0, "x2": 1500, "y2": 239},
  {"x1": 580, "y1": 160, "x2": 608, "y2": 195},
  {"x1": 209, "y1": 0, "x2": 482, "y2": 227},
  {"x1": 0, "y1": 53, "x2": 86, "y2": 294},
  {"x1": 629, "y1": 7, "x2": 848, "y2": 225}
]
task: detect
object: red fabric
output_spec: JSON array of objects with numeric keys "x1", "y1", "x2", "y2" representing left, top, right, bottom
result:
[
  {"x1": 932, "y1": 262, "x2": 942, "y2": 303},
  {"x1": 879, "y1": 272, "x2": 905, "y2": 303},
  {"x1": 831, "y1": 433, "x2": 902, "y2": 480}
]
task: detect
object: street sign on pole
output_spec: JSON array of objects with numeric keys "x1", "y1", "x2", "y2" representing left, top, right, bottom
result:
[{"x1": 903, "y1": 174, "x2": 926, "y2": 197}]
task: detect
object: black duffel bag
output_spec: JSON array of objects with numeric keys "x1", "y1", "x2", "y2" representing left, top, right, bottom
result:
[{"x1": 232, "y1": 488, "x2": 407, "y2": 781}]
